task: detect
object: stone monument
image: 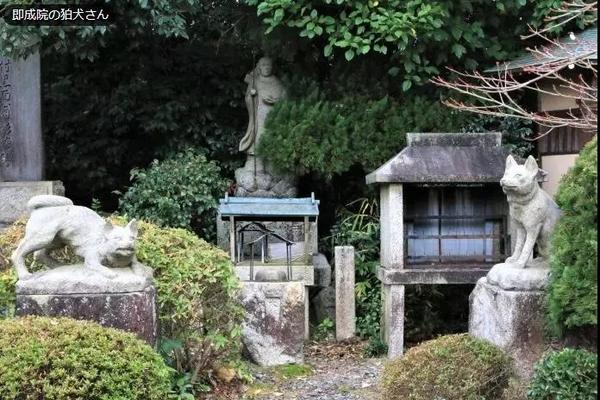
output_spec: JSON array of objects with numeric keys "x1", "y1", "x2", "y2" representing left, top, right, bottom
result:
[
  {"x1": 0, "y1": 53, "x2": 64, "y2": 229},
  {"x1": 13, "y1": 195, "x2": 157, "y2": 344},
  {"x1": 470, "y1": 155, "x2": 561, "y2": 379},
  {"x1": 234, "y1": 56, "x2": 296, "y2": 198}
]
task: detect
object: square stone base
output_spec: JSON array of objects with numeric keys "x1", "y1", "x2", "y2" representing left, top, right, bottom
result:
[
  {"x1": 240, "y1": 281, "x2": 306, "y2": 366},
  {"x1": 0, "y1": 181, "x2": 65, "y2": 229},
  {"x1": 469, "y1": 278, "x2": 546, "y2": 380},
  {"x1": 16, "y1": 286, "x2": 157, "y2": 345}
]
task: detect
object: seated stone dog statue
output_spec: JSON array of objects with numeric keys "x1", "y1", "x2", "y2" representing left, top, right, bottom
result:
[
  {"x1": 12, "y1": 195, "x2": 151, "y2": 281},
  {"x1": 500, "y1": 155, "x2": 561, "y2": 269}
]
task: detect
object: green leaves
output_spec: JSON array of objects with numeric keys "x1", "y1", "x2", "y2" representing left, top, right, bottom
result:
[
  {"x1": 528, "y1": 348, "x2": 598, "y2": 400},
  {"x1": 118, "y1": 151, "x2": 229, "y2": 240},
  {"x1": 244, "y1": 0, "x2": 533, "y2": 89},
  {"x1": 547, "y1": 137, "x2": 597, "y2": 336}
]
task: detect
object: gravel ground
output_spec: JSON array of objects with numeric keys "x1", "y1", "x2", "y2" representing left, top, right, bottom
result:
[{"x1": 242, "y1": 342, "x2": 383, "y2": 400}]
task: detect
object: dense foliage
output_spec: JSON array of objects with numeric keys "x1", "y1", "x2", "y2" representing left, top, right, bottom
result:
[
  {"x1": 259, "y1": 90, "x2": 469, "y2": 178},
  {"x1": 463, "y1": 115, "x2": 534, "y2": 157},
  {"x1": 528, "y1": 348, "x2": 598, "y2": 400},
  {"x1": 381, "y1": 334, "x2": 512, "y2": 400},
  {"x1": 0, "y1": 316, "x2": 171, "y2": 399},
  {"x1": 245, "y1": 0, "x2": 536, "y2": 89},
  {"x1": 118, "y1": 150, "x2": 229, "y2": 240},
  {"x1": 547, "y1": 137, "x2": 597, "y2": 336},
  {"x1": 0, "y1": 218, "x2": 244, "y2": 393}
]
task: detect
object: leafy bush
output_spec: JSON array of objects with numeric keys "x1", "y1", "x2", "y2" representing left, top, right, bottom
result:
[
  {"x1": 528, "y1": 348, "x2": 598, "y2": 400},
  {"x1": 463, "y1": 115, "x2": 534, "y2": 157},
  {"x1": 118, "y1": 150, "x2": 229, "y2": 240},
  {"x1": 0, "y1": 316, "x2": 171, "y2": 399},
  {"x1": 548, "y1": 137, "x2": 597, "y2": 336},
  {"x1": 258, "y1": 90, "x2": 469, "y2": 179},
  {"x1": 0, "y1": 269, "x2": 16, "y2": 319},
  {"x1": 0, "y1": 218, "x2": 244, "y2": 392},
  {"x1": 381, "y1": 334, "x2": 512, "y2": 400}
]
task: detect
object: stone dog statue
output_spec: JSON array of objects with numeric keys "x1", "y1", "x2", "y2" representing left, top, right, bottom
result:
[
  {"x1": 12, "y1": 195, "x2": 151, "y2": 281},
  {"x1": 500, "y1": 155, "x2": 561, "y2": 268}
]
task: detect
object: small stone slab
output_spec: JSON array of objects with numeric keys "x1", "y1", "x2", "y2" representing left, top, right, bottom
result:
[
  {"x1": 486, "y1": 262, "x2": 550, "y2": 291},
  {"x1": 16, "y1": 264, "x2": 152, "y2": 295},
  {"x1": 240, "y1": 281, "x2": 305, "y2": 366}
]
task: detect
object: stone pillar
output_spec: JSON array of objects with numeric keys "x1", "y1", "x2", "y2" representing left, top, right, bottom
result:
[
  {"x1": 335, "y1": 246, "x2": 355, "y2": 341},
  {"x1": 379, "y1": 183, "x2": 405, "y2": 357},
  {"x1": 469, "y1": 264, "x2": 550, "y2": 380},
  {"x1": 15, "y1": 265, "x2": 157, "y2": 345},
  {"x1": 0, "y1": 53, "x2": 43, "y2": 181}
]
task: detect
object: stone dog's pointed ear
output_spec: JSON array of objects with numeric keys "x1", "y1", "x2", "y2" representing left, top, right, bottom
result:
[
  {"x1": 505, "y1": 154, "x2": 517, "y2": 170},
  {"x1": 127, "y1": 219, "x2": 138, "y2": 236},
  {"x1": 525, "y1": 155, "x2": 539, "y2": 174},
  {"x1": 103, "y1": 220, "x2": 113, "y2": 235}
]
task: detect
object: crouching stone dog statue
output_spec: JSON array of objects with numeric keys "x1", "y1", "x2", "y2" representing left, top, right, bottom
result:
[
  {"x1": 12, "y1": 195, "x2": 157, "y2": 344},
  {"x1": 12, "y1": 194, "x2": 152, "y2": 281}
]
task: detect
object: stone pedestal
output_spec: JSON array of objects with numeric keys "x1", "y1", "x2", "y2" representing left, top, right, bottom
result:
[
  {"x1": 16, "y1": 265, "x2": 157, "y2": 345},
  {"x1": 469, "y1": 263, "x2": 550, "y2": 380},
  {"x1": 240, "y1": 281, "x2": 305, "y2": 366},
  {"x1": 0, "y1": 181, "x2": 64, "y2": 229},
  {"x1": 234, "y1": 160, "x2": 296, "y2": 198}
]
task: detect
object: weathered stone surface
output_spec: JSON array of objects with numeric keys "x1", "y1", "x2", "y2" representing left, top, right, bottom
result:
[
  {"x1": 382, "y1": 284, "x2": 405, "y2": 358},
  {"x1": 16, "y1": 285, "x2": 157, "y2": 345},
  {"x1": 0, "y1": 54, "x2": 43, "y2": 182},
  {"x1": 313, "y1": 252, "x2": 332, "y2": 287},
  {"x1": 240, "y1": 281, "x2": 305, "y2": 366},
  {"x1": 469, "y1": 278, "x2": 546, "y2": 380},
  {"x1": 486, "y1": 262, "x2": 550, "y2": 291},
  {"x1": 311, "y1": 286, "x2": 335, "y2": 325},
  {"x1": 234, "y1": 164, "x2": 296, "y2": 198},
  {"x1": 335, "y1": 246, "x2": 355, "y2": 341},
  {"x1": 0, "y1": 181, "x2": 64, "y2": 229},
  {"x1": 16, "y1": 265, "x2": 153, "y2": 295}
]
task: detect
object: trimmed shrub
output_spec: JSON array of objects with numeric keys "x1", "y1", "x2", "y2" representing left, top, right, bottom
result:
[
  {"x1": 0, "y1": 316, "x2": 171, "y2": 399},
  {"x1": 118, "y1": 150, "x2": 229, "y2": 240},
  {"x1": 381, "y1": 333, "x2": 512, "y2": 400},
  {"x1": 0, "y1": 217, "x2": 244, "y2": 388},
  {"x1": 258, "y1": 89, "x2": 469, "y2": 179},
  {"x1": 528, "y1": 348, "x2": 598, "y2": 400},
  {"x1": 548, "y1": 137, "x2": 597, "y2": 336}
]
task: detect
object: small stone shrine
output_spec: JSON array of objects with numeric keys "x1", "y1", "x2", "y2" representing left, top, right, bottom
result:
[
  {"x1": 218, "y1": 194, "x2": 327, "y2": 366},
  {"x1": 0, "y1": 53, "x2": 64, "y2": 229},
  {"x1": 12, "y1": 195, "x2": 157, "y2": 344},
  {"x1": 469, "y1": 155, "x2": 561, "y2": 380},
  {"x1": 366, "y1": 132, "x2": 545, "y2": 358}
]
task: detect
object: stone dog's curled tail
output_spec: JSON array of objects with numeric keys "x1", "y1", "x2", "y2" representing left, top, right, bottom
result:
[{"x1": 27, "y1": 195, "x2": 74, "y2": 211}]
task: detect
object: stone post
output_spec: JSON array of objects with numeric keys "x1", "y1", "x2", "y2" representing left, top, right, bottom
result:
[
  {"x1": 335, "y1": 246, "x2": 355, "y2": 341},
  {"x1": 379, "y1": 183, "x2": 405, "y2": 357},
  {"x1": 0, "y1": 53, "x2": 43, "y2": 181}
]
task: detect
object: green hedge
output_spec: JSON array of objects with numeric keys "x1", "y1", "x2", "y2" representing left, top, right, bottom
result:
[
  {"x1": 258, "y1": 90, "x2": 469, "y2": 179},
  {"x1": 548, "y1": 137, "x2": 597, "y2": 336},
  {"x1": 528, "y1": 348, "x2": 597, "y2": 400},
  {"x1": 381, "y1": 333, "x2": 512, "y2": 400},
  {"x1": 0, "y1": 316, "x2": 171, "y2": 399}
]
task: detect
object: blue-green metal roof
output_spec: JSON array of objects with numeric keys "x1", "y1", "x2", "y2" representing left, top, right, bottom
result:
[
  {"x1": 485, "y1": 26, "x2": 597, "y2": 73},
  {"x1": 219, "y1": 194, "x2": 319, "y2": 221}
]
